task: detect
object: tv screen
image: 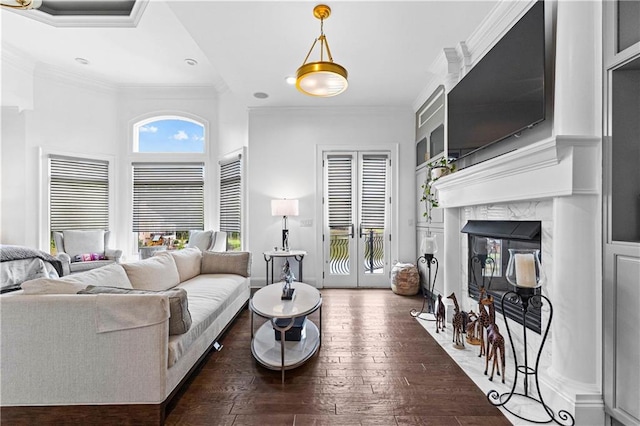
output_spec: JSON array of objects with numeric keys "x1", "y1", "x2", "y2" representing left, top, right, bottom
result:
[{"x1": 447, "y1": 1, "x2": 545, "y2": 160}]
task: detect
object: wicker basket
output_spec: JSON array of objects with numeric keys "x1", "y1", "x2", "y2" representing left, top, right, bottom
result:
[{"x1": 390, "y1": 263, "x2": 420, "y2": 296}]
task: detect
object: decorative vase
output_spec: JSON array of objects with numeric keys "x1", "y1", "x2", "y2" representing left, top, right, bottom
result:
[{"x1": 430, "y1": 166, "x2": 450, "y2": 180}]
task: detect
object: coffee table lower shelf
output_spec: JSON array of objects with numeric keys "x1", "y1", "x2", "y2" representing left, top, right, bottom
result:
[{"x1": 251, "y1": 320, "x2": 320, "y2": 374}]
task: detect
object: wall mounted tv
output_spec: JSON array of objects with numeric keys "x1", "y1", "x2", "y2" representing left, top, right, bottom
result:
[{"x1": 447, "y1": 1, "x2": 545, "y2": 161}]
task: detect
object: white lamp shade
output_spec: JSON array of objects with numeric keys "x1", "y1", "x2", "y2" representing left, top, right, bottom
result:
[
  {"x1": 271, "y1": 199, "x2": 299, "y2": 217},
  {"x1": 421, "y1": 234, "x2": 438, "y2": 255}
]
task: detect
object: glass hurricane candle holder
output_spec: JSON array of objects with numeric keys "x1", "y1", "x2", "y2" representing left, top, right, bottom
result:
[{"x1": 505, "y1": 249, "x2": 544, "y2": 290}]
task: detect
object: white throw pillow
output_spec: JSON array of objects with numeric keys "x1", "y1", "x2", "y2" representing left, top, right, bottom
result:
[
  {"x1": 64, "y1": 264, "x2": 132, "y2": 289},
  {"x1": 21, "y1": 264, "x2": 132, "y2": 294},
  {"x1": 122, "y1": 254, "x2": 180, "y2": 291},
  {"x1": 158, "y1": 247, "x2": 202, "y2": 282},
  {"x1": 21, "y1": 278, "x2": 87, "y2": 294}
]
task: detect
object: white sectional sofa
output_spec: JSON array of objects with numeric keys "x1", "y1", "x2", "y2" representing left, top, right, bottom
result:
[{"x1": 0, "y1": 247, "x2": 251, "y2": 424}]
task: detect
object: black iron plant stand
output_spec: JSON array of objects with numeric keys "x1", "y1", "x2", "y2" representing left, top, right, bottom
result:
[
  {"x1": 487, "y1": 287, "x2": 575, "y2": 425},
  {"x1": 410, "y1": 253, "x2": 439, "y2": 318}
]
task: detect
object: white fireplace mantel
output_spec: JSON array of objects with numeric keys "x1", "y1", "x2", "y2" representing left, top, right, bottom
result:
[{"x1": 435, "y1": 135, "x2": 600, "y2": 207}]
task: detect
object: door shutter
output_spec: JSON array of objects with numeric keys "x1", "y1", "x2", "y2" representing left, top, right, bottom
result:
[
  {"x1": 132, "y1": 163, "x2": 204, "y2": 232},
  {"x1": 50, "y1": 156, "x2": 109, "y2": 231},
  {"x1": 326, "y1": 155, "x2": 353, "y2": 228},
  {"x1": 360, "y1": 155, "x2": 387, "y2": 229}
]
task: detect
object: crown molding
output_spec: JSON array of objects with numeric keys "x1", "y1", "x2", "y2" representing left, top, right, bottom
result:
[
  {"x1": 34, "y1": 63, "x2": 118, "y2": 94},
  {"x1": 6, "y1": 0, "x2": 149, "y2": 28},
  {"x1": 1, "y1": 42, "x2": 37, "y2": 73}
]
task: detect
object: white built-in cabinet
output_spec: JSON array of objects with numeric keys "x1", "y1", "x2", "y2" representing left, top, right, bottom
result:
[{"x1": 603, "y1": 2, "x2": 640, "y2": 425}]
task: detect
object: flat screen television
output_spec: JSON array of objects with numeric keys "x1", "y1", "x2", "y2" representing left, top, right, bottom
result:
[{"x1": 447, "y1": 1, "x2": 545, "y2": 161}]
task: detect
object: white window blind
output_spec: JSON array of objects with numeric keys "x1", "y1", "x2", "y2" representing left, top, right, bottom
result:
[
  {"x1": 219, "y1": 155, "x2": 241, "y2": 233},
  {"x1": 360, "y1": 155, "x2": 387, "y2": 229},
  {"x1": 326, "y1": 155, "x2": 353, "y2": 228},
  {"x1": 50, "y1": 156, "x2": 109, "y2": 231},
  {"x1": 132, "y1": 163, "x2": 204, "y2": 232}
]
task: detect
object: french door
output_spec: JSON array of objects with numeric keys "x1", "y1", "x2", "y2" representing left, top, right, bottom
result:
[{"x1": 322, "y1": 151, "x2": 391, "y2": 288}]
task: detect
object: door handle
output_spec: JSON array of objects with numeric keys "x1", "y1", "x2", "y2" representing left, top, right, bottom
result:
[
  {"x1": 349, "y1": 224, "x2": 354, "y2": 238},
  {"x1": 359, "y1": 224, "x2": 364, "y2": 238}
]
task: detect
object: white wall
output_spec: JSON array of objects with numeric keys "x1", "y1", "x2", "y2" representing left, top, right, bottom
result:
[
  {"x1": 1, "y1": 67, "x2": 119, "y2": 250},
  {"x1": 247, "y1": 106, "x2": 415, "y2": 287}
]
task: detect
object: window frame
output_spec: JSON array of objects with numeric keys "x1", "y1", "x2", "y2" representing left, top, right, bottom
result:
[
  {"x1": 132, "y1": 115, "x2": 207, "y2": 155},
  {"x1": 127, "y1": 113, "x2": 211, "y2": 258},
  {"x1": 219, "y1": 149, "x2": 245, "y2": 251},
  {"x1": 40, "y1": 149, "x2": 116, "y2": 253}
]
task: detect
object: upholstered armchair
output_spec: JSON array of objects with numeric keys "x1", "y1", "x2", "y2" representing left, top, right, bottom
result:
[
  {"x1": 185, "y1": 230, "x2": 228, "y2": 252},
  {"x1": 53, "y1": 230, "x2": 122, "y2": 275}
]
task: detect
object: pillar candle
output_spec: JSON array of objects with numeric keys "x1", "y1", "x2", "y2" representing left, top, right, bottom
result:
[{"x1": 515, "y1": 253, "x2": 537, "y2": 287}]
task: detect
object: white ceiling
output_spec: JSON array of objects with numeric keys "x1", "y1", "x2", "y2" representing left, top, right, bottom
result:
[{"x1": 1, "y1": 1, "x2": 498, "y2": 108}]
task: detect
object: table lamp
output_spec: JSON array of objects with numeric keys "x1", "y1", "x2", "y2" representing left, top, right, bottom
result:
[{"x1": 271, "y1": 199, "x2": 299, "y2": 251}]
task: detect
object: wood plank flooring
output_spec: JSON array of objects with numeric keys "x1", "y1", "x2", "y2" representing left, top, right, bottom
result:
[{"x1": 165, "y1": 289, "x2": 510, "y2": 426}]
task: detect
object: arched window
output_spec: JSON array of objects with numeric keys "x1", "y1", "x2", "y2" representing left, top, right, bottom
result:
[{"x1": 134, "y1": 116, "x2": 205, "y2": 153}]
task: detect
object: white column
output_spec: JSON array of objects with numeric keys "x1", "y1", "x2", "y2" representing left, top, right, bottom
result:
[
  {"x1": 443, "y1": 207, "x2": 461, "y2": 321},
  {"x1": 554, "y1": 0, "x2": 602, "y2": 137}
]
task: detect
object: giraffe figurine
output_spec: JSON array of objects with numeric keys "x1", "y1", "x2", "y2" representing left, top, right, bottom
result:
[
  {"x1": 447, "y1": 292, "x2": 465, "y2": 348},
  {"x1": 477, "y1": 287, "x2": 491, "y2": 357},
  {"x1": 481, "y1": 295, "x2": 506, "y2": 383},
  {"x1": 465, "y1": 311, "x2": 480, "y2": 344},
  {"x1": 435, "y1": 294, "x2": 446, "y2": 333}
]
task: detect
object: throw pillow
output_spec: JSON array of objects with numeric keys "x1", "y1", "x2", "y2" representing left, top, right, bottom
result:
[
  {"x1": 74, "y1": 253, "x2": 106, "y2": 262},
  {"x1": 122, "y1": 254, "x2": 180, "y2": 291},
  {"x1": 201, "y1": 251, "x2": 251, "y2": 277},
  {"x1": 21, "y1": 264, "x2": 132, "y2": 294},
  {"x1": 22, "y1": 278, "x2": 87, "y2": 294},
  {"x1": 186, "y1": 230, "x2": 213, "y2": 252},
  {"x1": 78, "y1": 286, "x2": 192, "y2": 335},
  {"x1": 156, "y1": 247, "x2": 202, "y2": 283}
]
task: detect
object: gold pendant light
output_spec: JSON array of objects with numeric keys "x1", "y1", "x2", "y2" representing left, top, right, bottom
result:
[
  {"x1": 0, "y1": 0, "x2": 41, "y2": 9},
  {"x1": 296, "y1": 4, "x2": 348, "y2": 97}
]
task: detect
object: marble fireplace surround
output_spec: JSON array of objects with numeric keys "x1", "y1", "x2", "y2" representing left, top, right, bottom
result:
[{"x1": 434, "y1": 135, "x2": 604, "y2": 424}]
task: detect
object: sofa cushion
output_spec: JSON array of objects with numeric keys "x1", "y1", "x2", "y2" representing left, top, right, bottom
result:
[
  {"x1": 79, "y1": 285, "x2": 192, "y2": 335},
  {"x1": 63, "y1": 230, "x2": 107, "y2": 261},
  {"x1": 21, "y1": 263, "x2": 132, "y2": 294},
  {"x1": 155, "y1": 248, "x2": 202, "y2": 283},
  {"x1": 122, "y1": 254, "x2": 180, "y2": 291},
  {"x1": 168, "y1": 274, "x2": 248, "y2": 366},
  {"x1": 201, "y1": 251, "x2": 251, "y2": 277},
  {"x1": 186, "y1": 230, "x2": 213, "y2": 252}
]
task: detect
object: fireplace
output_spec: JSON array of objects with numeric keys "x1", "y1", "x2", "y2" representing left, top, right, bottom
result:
[{"x1": 462, "y1": 220, "x2": 542, "y2": 333}]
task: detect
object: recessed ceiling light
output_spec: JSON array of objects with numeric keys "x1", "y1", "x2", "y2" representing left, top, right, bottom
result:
[
  {"x1": 285, "y1": 76, "x2": 296, "y2": 85},
  {"x1": 75, "y1": 57, "x2": 89, "y2": 65},
  {"x1": 184, "y1": 58, "x2": 198, "y2": 66},
  {"x1": 253, "y1": 92, "x2": 269, "y2": 99}
]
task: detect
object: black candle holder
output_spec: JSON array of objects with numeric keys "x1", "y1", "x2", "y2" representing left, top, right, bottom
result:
[
  {"x1": 487, "y1": 287, "x2": 575, "y2": 425},
  {"x1": 410, "y1": 253, "x2": 439, "y2": 318}
]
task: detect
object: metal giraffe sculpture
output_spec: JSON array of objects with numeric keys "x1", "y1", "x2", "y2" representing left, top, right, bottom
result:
[{"x1": 447, "y1": 292, "x2": 464, "y2": 348}]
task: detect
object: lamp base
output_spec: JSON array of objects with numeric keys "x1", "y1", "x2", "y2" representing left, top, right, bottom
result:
[{"x1": 282, "y1": 229, "x2": 290, "y2": 251}]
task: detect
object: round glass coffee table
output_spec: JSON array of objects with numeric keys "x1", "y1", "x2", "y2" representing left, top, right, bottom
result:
[{"x1": 250, "y1": 282, "x2": 322, "y2": 383}]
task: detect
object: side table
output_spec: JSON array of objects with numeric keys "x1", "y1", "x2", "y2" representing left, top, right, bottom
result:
[
  {"x1": 263, "y1": 249, "x2": 307, "y2": 285},
  {"x1": 250, "y1": 281, "x2": 321, "y2": 383}
]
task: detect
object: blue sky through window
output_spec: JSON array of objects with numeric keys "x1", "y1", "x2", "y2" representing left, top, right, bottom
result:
[{"x1": 137, "y1": 118, "x2": 205, "y2": 153}]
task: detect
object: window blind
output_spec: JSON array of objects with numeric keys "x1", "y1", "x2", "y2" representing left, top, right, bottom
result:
[
  {"x1": 50, "y1": 156, "x2": 109, "y2": 231},
  {"x1": 132, "y1": 163, "x2": 204, "y2": 232},
  {"x1": 326, "y1": 155, "x2": 353, "y2": 228},
  {"x1": 219, "y1": 155, "x2": 241, "y2": 233},
  {"x1": 360, "y1": 155, "x2": 387, "y2": 229}
]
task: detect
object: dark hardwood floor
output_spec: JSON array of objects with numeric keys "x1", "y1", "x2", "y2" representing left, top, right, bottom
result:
[{"x1": 165, "y1": 289, "x2": 510, "y2": 426}]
